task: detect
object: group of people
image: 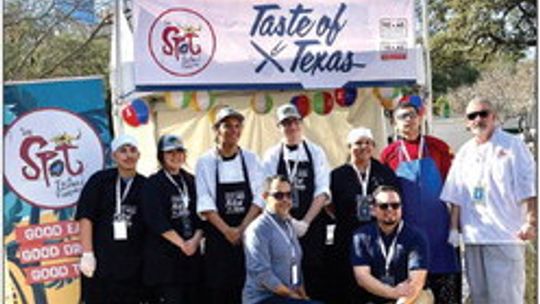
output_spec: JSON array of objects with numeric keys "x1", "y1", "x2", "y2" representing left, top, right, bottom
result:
[{"x1": 76, "y1": 97, "x2": 536, "y2": 304}]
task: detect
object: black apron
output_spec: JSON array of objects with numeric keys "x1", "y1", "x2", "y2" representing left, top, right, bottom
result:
[
  {"x1": 276, "y1": 142, "x2": 325, "y2": 268},
  {"x1": 204, "y1": 150, "x2": 253, "y2": 290}
]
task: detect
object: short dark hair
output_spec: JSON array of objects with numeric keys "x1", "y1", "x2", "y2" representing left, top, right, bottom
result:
[
  {"x1": 372, "y1": 185, "x2": 401, "y2": 202},
  {"x1": 264, "y1": 175, "x2": 290, "y2": 192},
  {"x1": 394, "y1": 101, "x2": 419, "y2": 115}
]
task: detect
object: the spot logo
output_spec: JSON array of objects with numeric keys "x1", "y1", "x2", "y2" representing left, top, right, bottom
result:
[
  {"x1": 4, "y1": 108, "x2": 104, "y2": 209},
  {"x1": 149, "y1": 8, "x2": 216, "y2": 77}
]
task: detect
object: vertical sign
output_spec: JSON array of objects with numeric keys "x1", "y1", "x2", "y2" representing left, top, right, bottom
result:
[{"x1": 3, "y1": 77, "x2": 110, "y2": 304}]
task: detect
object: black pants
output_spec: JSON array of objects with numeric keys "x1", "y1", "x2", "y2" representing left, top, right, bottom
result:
[
  {"x1": 258, "y1": 295, "x2": 325, "y2": 304},
  {"x1": 151, "y1": 282, "x2": 202, "y2": 304},
  {"x1": 207, "y1": 287, "x2": 241, "y2": 304},
  {"x1": 81, "y1": 275, "x2": 147, "y2": 304},
  {"x1": 427, "y1": 272, "x2": 462, "y2": 304}
]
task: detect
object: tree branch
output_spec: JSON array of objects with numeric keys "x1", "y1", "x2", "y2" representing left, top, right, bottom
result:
[
  {"x1": 38, "y1": 13, "x2": 112, "y2": 78},
  {"x1": 10, "y1": 0, "x2": 87, "y2": 79},
  {"x1": 4, "y1": 1, "x2": 56, "y2": 28}
]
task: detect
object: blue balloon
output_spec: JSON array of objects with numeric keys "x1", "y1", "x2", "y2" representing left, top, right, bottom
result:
[
  {"x1": 131, "y1": 99, "x2": 149, "y2": 124},
  {"x1": 344, "y1": 88, "x2": 357, "y2": 106},
  {"x1": 409, "y1": 95, "x2": 423, "y2": 109}
]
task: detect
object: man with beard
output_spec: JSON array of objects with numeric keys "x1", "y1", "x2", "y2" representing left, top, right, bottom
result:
[
  {"x1": 330, "y1": 127, "x2": 399, "y2": 303},
  {"x1": 441, "y1": 97, "x2": 536, "y2": 304},
  {"x1": 351, "y1": 185, "x2": 433, "y2": 304},
  {"x1": 243, "y1": 175, "x2": 323, "y2": 304}
]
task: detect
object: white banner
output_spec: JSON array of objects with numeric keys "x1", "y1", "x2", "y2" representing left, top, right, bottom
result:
[{"x1": 134, "y1": 0, "x2": 417, "y2": 90}]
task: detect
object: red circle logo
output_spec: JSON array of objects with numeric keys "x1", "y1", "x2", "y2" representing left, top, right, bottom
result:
[{"x1": 148, "y1": 8, "x2": 216, "y2": 77}]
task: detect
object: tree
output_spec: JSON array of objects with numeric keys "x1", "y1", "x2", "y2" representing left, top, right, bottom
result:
[
  {"x1": 445, "y1": 59, "x2": 535, "y2": 119},
  {"x1": 4, "y1": 0, "x2": 113, "y2": 81},
  {"x1": 428, "y1": 0, "x2": 536, "y2": 95}
]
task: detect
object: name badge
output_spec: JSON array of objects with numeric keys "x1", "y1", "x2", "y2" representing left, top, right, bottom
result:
[
  {"x1": 113, "y1": 219, "x2": 128, "y2": 240},
  {"x1": 472, "y1": 185, "x2": 486, "y2": 206},
  {"x1": 291, "y1": 264, "x2": 299, "y2": 285},
  {"x1": 380, "y1": 274, "x2": 395, "y2": 286},
  {"x1": 325, "y1": 224, "x2": 336, "y2": 245},
  {"x1": 356, "y1": 195, "x2": 372, "y2": 222}
]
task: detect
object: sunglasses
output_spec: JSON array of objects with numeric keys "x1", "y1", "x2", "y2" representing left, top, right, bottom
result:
[
  {"x1": 466, "y1": 110, "x2": 490, "y2": 121},
  {"x1": 395, "y1": 111, "x2": 418, "y2": 121},
  {"x1": 376, "y1": 202, "x2": 401, "y2": 210},
  {"x1": 269, "y1": 191, "x2": 292, "y2": 200}
]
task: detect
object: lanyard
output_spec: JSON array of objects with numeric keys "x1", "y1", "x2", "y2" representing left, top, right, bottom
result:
[
  {"x1": 267, "y1": 213, "x2": 297, "y2": 261},
  {"x1": 282, "y1": 144, "x2": 302, "y2": 183},
  {"x1": 399, "y1": 136, "x2": 424, "y2": 162},
  {"x1": 377, "y1": 221, "x2": 404, "y2": 275},
  {"x1": 164, "y1": 170, "x2": 189, "y2": 202},
  {"x1": 115, "y1": 176, "x2": 134, "y2": 216},
  {"x1": 351, "y1": 163, "x2": 371, "y2": 197}
]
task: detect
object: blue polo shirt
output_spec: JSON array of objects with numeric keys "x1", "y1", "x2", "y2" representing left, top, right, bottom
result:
[{"x1": 351, "y1": 221, "x2": 429, "y2": 304}]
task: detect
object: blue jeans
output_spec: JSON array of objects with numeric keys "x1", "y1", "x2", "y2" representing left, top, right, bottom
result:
[{"x1": 258, "y1": 295, "x2": 324, "y2": 304}]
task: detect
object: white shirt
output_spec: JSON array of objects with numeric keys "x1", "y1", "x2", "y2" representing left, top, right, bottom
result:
[
  {"x1": 262, "y1": 139, "x2": 331, "y2": 201},
  {"x1": 440, "y1": 128, "x2": 536, "y2": 244},
  {"x1": 195, "y1": 148, "x2": 265, "y2": 214}
]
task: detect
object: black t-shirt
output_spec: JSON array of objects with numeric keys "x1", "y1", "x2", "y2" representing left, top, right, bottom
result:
[
  {"x1": 330, "y1": 158, "x2": 399, "y2": 255},
  {"x1": 141, "y1": 169, "x2": 202, "y2": 285},
  {"x1": 75, "y1": 168, "x2": 147, "y2": 280}
]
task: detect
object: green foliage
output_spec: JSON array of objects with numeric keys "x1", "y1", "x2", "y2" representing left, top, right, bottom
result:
[
  {"x1": 4, "y1": 0, "x2": 112, "y2": 81},
  {"x1": 429, "y1": 0, "x2": 536, "y2": 95}
]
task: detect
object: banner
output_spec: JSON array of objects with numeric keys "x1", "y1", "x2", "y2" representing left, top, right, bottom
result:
[
  {"x1": 134, "y1": 0, "x2": 417, "y2": 91},
  {"x1": 3, "y1": 77, "x2": 110, "y2": 304}
]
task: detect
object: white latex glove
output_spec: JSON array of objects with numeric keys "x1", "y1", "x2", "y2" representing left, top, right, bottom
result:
[
  {"x1": 79, "y1": 252, "x2": 96, "y2": 278},
  {"x1": 291, "y1": 218, "x2": 309, "y2": 238},
  {"x1": 447, "y1": 229, "x2": 460, "y2": 248}
]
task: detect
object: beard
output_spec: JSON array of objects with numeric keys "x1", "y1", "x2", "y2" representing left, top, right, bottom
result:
[{"x1": 381, "y1": 218, "x2": 398, "y2": 226}]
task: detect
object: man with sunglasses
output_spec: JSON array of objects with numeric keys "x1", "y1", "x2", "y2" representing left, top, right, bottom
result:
[
  {"x1": 380, "y1": 100, "x2": 461, "y2": 303},
  {"x1": 351, "y1": 185, "x2": 433, "y2": 304},
  {"x1": 243, "y1": 175, "x2": 322, "y2": 304},
  {"x1": 262, "y1": 104, "x2": 332, "y2": 302},
  {"x1": 441, "y1": 97, "x2": 536, "y2": 304}
]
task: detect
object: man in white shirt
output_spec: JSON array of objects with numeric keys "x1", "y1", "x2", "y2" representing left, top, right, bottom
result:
[
  {"x1": 440, "y1": 97, "x2": 536, "y2": 304},
  {"x1": 262, "y1": 104, "x2": 331, "y2": 302},
  {"x1": 195, "y1": 106, "x2": 264, "y2": 304}
]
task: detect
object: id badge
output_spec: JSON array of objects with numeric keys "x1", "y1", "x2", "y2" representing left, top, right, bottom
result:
[
  {"x1": 472, "y1": 185, "x2": 486, "y2": 206},
  {"x1": 291, "y1": 264, "x2": 299, "y2": 285},
  {"x1": 380, "y1": 274, "x2": 395, "y2": 286},
  {"x1": 356, "y1": 195, "x2": 372, "y2": 222},
  {"x1": 325, "y1": 224, "x2": 336, "y2": 245},
  {"x1": 291, "y1": 187, "x2": 300, "y2": 209},
  {"x1": 113, "y1": 219, "x2": 128, "y2": 240}
]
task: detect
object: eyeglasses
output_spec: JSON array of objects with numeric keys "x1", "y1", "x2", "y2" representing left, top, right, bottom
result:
[
  {"x1": 376, "y1": 202, "x2": 401, "y2": 210},
  {"x1": 466, "y1": 110, "x2": 490, "y2": 121},
  {"x1": 395, "y1": 111, "x2": 418, "y2": 121},
  {"x1": 269, "y1": 191, "x2": 292, "y2": 200}
]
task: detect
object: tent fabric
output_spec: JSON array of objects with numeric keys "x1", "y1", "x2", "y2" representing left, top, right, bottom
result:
[{"x1": 121, "y1": 88, "x2": 388, "y2": 176}]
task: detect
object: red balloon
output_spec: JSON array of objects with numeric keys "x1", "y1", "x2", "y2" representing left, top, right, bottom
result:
[
  {"x1": 122, "y1": 105, "x2": 140, "y2": 127},
  {"x1": 291, "y1": 95, "x2": 311, "y2": 118},
  {"x1": 334, "y1": 88, "x2": 346, "y2": 106},
  {"x1": 335, "y1": 88, "x2": 357, "y2": 107},
  {"x1": 322, "y1": 92, "x2": 334, "y2": 114}
]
